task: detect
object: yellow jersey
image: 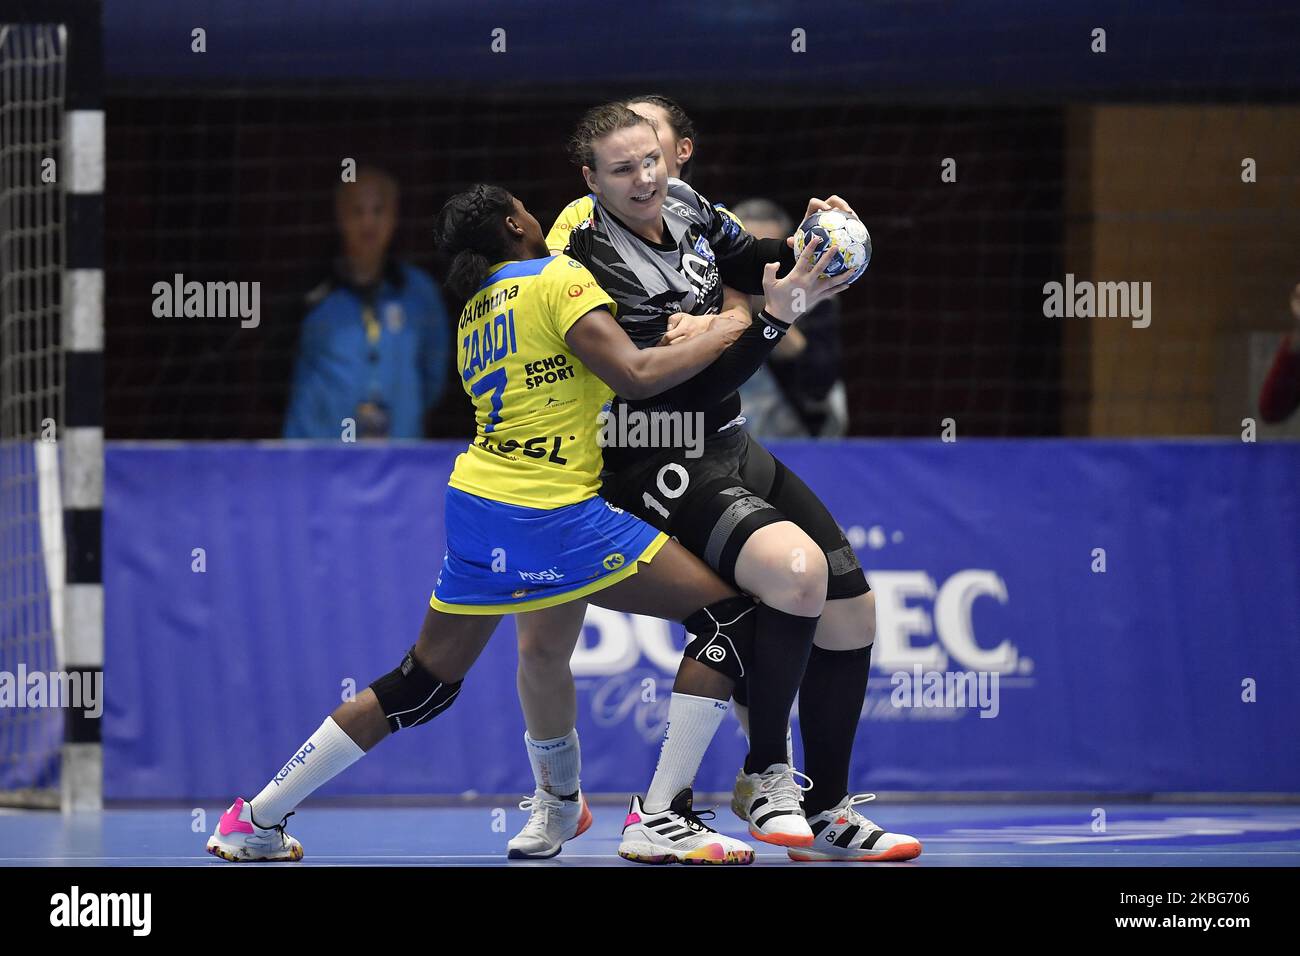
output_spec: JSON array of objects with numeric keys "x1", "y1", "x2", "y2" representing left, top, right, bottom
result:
[
  {"x1": 546, "y1": 195, "x2": 596, "y2": 254},
  {"x1": 447, "y1": 255, "x2": 616, "y2": 509}
]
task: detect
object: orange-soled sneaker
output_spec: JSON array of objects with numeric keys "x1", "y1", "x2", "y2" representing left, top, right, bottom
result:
[
  {"x1": 788, "y1": 794, "x2": 922, "y2": 862},
  {"x1": 734, "y1": 763, "x2": 815, "y2": 848},
  {"x1": 506, "y1": 787, "x2": 593, "y2": 859}
]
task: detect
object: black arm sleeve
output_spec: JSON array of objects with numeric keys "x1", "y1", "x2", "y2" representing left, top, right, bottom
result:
[
  {"x1": 649, "y1": 313, "x2": 789, "y2": 409},
  {"x1": 715, "y1": 237, "x2": 797, "y2": 295}
]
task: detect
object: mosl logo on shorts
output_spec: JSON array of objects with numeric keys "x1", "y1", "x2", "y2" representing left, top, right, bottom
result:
[{"x1": 518, "y1": 566, "x2": 564, "y2": 582}]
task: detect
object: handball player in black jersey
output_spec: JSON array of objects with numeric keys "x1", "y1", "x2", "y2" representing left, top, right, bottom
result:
[{"x1": 515, "y1": 99, "x2": 921, "y2": 861}]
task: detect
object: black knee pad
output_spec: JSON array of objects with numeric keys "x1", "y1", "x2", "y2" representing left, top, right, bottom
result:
[
  {"x1": 682, "y1": 595, "x2": 757, "y2": 682},
  {"x1": 369, "y1": 646, "x2": 463, "y2": 732}
]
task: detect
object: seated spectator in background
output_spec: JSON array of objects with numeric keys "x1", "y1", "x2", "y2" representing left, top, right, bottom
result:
[
  {"x1": 732, "y1": 198, "x2": 849, "y2": 438},
  {"x1": 284, "y1": 167, "x2": 449, "y2": 439},
  {"x1": 1258, "y1": 281, "x2": 1300, "y2": 424}
]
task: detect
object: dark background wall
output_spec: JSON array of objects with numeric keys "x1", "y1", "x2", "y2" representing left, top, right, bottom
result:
[
  {"x1": 104, "y1": 94, "x2": 1064, "y2": 438},
  {"x1": 98, "y1": 2, "x2": 1300, "y2": 439}
]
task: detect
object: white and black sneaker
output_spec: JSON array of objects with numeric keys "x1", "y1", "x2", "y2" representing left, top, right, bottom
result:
[
  {"x1": 728, "y1": 725, "x2": 793, "y2": 820},
  {"x1": 789, "y1": 793, "x2": 923, "y2": 862},
  {"x1": 733, "y1": 763, "x2": 815, "y2": 847},
  {"x1": 618, "y1": 788, "x2": 754, "y2": 865}
]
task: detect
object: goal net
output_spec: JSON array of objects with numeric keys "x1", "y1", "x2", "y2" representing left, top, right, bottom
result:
[{"x1": 0, "y1": 20, "x2": 68, "y2": 808}]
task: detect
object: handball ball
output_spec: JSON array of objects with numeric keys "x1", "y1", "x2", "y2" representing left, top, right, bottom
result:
[{"x1": 793, "y1": 210, "x2": 871, "y2": 282}]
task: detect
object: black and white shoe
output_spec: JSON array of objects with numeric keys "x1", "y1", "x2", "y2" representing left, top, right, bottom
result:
[
  {"x1": 789, "y1": 794, "x2": 923, "y2": 862},
  {"x1": 617, "y1": 788, "x2": 754, "y2": 865},
  {"x1": 733, "y1": 763, "x2": 815, "y2": 847}
]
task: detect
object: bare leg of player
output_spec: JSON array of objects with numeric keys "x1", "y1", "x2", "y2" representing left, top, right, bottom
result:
[
  {"x1": 514, "y1": 536, "x2": 757, "y2": 863},
  {"x1": 506, "y1": 600, "x2": 596, "y2": 859},
  {"x1": 206, "y1": 608, "x2": 501, "y2": 862}
]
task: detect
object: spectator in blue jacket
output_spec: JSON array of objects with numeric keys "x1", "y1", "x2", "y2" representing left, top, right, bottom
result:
[{"x1": 284, "y1": 167, "x2": 450, "y2": 439}]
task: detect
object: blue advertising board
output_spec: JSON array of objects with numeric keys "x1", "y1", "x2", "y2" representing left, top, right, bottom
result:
[{"x1": 101, "y1": 440, "x2": 1300, "y2": 800}]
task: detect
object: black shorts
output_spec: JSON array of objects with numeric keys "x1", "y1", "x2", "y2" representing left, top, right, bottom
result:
[{"x1": 599, "y1": 427, "x2": 868, "y2": 601}]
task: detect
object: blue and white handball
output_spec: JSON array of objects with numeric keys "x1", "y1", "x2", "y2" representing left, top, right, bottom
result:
[{"x1": 793, "y1": 210, "x2": 871, "y2": 283}]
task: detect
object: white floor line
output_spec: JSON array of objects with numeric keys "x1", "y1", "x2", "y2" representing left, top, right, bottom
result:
[{"x1": 2, "y1": 849, "x2": 1298, "y2": 864}]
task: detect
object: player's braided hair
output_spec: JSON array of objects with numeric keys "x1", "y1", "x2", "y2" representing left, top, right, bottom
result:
[
  {"x1": 567, "y1": 102, "x2": 658, "y2": 169},
  {"x1": 435, "y1": 184, "x2": 516, "y2": 302},
  {"x1": 625, "y1": 94, "x2": 697, "y2": 181}
]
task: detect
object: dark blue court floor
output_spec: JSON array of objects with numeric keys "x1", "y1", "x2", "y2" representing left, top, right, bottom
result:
[{"x1": 3, "y1": 801, "x2": 1299, "y2": 866}]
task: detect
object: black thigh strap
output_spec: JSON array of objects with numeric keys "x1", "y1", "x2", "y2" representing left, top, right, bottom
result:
[{"x1": 673, "y1": 476, "x2": 786, "y2": 583}]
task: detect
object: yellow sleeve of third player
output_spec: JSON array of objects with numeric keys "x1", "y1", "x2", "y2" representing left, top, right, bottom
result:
[
  {"x1": 715, "y1": 202, "x2": 745, "y2": 233},
  {"x1": 538, "y1": 255, "x2": 616, "y2": 340},
  {"x1": 546, "y1": 195, "x2": 596, "y2": 254}
]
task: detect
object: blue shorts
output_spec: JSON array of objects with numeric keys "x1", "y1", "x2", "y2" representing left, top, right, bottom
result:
[{"x1": 429, "y1": 487, "x2": 669, "y2": 614}]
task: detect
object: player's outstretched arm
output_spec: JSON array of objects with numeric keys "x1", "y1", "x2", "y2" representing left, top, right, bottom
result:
[{"x1": 565, "y1": 306, "x2": 747, "y2": 400}]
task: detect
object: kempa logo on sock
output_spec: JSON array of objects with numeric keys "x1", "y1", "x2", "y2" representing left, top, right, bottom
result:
[
  {"x1": 273, "y1": 742, "x2": 317, "y2": 785},
  {"x1": 50, "y1": 886, "x2": 152, "y2": 936}
]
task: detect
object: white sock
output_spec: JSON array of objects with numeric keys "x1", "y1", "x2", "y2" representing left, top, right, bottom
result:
[
  {"x1": 524, "y1": 729, "x2": 581, "y2": 797},
  {"x1": 644, "y1": 693, "x2": 729, "y2": 812},
  {"x1": 733, "y1": 704, "x2": 794, "y2": 765},
  {"x1": 250, "y1": 717, "x2": 365, "y2": 825}
]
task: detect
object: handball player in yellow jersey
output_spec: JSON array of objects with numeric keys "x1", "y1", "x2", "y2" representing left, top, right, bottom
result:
[{"x1": 206, "y1": 183, "x2": 840, "y2": 865}]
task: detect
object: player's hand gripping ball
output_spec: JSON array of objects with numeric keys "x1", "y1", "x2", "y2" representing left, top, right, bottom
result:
[{"x1": 793, "y1": 211, "x2": 871, "y2": 283}]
